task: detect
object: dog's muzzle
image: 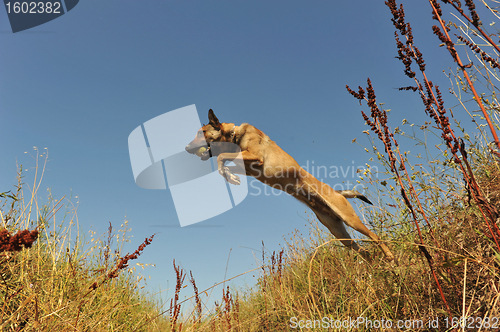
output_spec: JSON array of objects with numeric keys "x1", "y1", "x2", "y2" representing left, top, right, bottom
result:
[{"x1": 185, "y1": 143, "x2": 211, "y2": 161}]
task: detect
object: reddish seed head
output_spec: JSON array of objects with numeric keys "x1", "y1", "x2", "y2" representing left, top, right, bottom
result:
[{"x1": 0, "y1": 229, "x2": 39, "y2": 252}]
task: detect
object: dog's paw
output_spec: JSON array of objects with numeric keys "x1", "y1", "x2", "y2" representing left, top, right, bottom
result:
[{"x1": 219, "y1": 166, "x2": 241, "y2": 185}]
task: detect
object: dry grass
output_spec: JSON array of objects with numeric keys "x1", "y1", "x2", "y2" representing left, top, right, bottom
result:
[{"x1": 0, "y1": 151, "x2": 169, "y2": 331}]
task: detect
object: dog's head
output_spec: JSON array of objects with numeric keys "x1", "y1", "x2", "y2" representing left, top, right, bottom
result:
[{"x1": 185, "y1": 109, "x2": 224, "y2": 161}]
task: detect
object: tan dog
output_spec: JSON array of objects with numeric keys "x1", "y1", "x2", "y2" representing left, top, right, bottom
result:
[{"x1": 185, "y1": 109, "x2": 394, "y2": 261}]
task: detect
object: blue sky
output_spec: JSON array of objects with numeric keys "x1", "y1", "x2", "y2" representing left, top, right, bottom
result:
[{"x1": 0, "y1": 0, "x2": 487, "y2": 309}]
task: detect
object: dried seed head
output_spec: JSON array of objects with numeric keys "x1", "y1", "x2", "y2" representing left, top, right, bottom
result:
[
  {"x1": 457, "y1": 35, "x2": 500, "y2": 69},
  {"x1": 465, "y1": 0, "x2": 481, "y2": 27},
  {"x1": 0, "y1": 229, "x2": 39, "y2": 252}
]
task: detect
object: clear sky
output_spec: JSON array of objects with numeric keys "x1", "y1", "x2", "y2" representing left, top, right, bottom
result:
[{"x1": 0, "y1": 0, "x2": 487, "y2": 309}]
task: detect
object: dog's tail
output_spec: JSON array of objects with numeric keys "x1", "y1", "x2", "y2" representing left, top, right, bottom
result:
[{"x1": 336, "y1": 190, "x2": 373, "y2": 205}]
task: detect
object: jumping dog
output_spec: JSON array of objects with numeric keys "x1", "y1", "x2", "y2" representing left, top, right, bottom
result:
[{"x1": 185, "y1": 109, "x2": 394, "y2": 261}]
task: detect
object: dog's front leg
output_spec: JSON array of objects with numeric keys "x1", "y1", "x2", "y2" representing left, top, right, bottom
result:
[
  {"x1": 217, "y1": 151, "x2": 263, "y2": 185},
  {"x1": 216, "y1": 152, "x2": 243, "y2": 185},
  {"x1": 219, "y1": 167, "x2": 241, "y2": 185}
]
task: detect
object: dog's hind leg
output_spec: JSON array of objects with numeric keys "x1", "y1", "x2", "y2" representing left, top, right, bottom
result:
[
  {"x1": 338, "y1": 211, "x2": 395, "y2": 261},
  {"x1": 313, "y1": 209, "x2": 373, "y2": 260},
  {"x1": 307, "y1": 189, "x2": 394, "y2": 261},
  {"x1": 313, "y1": 209, "x2": 360, "y2": 251}
]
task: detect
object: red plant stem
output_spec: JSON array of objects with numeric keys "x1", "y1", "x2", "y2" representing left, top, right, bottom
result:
[
  {"x1": 370, "y1": 106, "x2": 452, "y2": 318},
  {"x1": 446, "y1": 1, "x2": 500, "y2": 56},
  {"x1": 460, "y1": 147, "x2": 500, "y2": 242},
  {"x1": 419, "y1": 72, "x2": 500, "y2": 245},
  {"x1": 390, "y1": 123, "x2": 452, "y2": 316},
  {"x1": 430, "y1": 267, "x2": 452, "y2": 313},
  {"x1": 429, "y1": 0, "x2": 500, "y2": 154},
  {"x1": 364, "y1": 104, "x2": 428, "y2": 248},
  {"x1": 393, "y1": 141, "x2": 439, "y2": 242},
  {"x1": 392, "y1": 1, "x2": 500, "y2": 251},
  {"x1": 424, "y1": 74, "x2": 500, "y2": 252},
  {"x1": 374, "y1": 119, "x2": 434, "y2": 237},
  {"x1": 428, "y1": 0, "x2": 500, "y2": 251}
]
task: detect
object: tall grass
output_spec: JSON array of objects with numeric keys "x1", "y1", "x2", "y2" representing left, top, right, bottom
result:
[{"x1": 0, "y1": 149, "x2": 169, "y2": 331}]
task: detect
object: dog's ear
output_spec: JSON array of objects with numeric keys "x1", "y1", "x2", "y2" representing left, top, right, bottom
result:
[{"x1": 208, "y1": 109, "x2": 221, "y2": 129}]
